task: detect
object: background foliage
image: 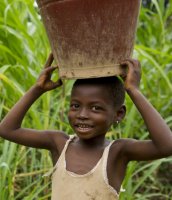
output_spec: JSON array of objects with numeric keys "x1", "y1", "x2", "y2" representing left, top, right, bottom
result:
[{"x1": 0, "y1": 0, "x2": 172, "y2": 199}]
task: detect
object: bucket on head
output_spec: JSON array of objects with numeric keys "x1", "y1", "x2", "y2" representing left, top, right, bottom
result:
[{"x1": 36, "y1": 0, "x2": 141, "y2": 79}]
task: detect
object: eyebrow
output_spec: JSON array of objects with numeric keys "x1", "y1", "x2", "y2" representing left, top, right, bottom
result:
[{"x1": 70, "y1": 98, "x2": 107, "y2": 105}]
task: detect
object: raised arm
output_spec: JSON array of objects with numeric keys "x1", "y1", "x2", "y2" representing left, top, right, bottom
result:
[
  {"x1": 120, "y1": 59, "x2": 172, "y2": 161},
  {"x1": 0, "y1": 53, "x2": 66, "y2": 150}
]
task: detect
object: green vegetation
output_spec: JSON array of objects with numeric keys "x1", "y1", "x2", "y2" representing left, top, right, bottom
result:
[{"x1": 0, "y1": 0, "x2": 172, "y2": 199}]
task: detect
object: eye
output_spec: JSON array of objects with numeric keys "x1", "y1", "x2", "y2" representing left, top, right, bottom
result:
[
  {"x1": 92, "y1": 105, "x2": 102, "y2": 111},
  {"x1": 70, "y1": 103, "x2": 80, "y2": 110}
]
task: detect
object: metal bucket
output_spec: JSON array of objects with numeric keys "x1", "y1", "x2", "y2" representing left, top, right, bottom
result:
[{"x1": 37, "y1": 0, "x2": 141, "y2": 79}]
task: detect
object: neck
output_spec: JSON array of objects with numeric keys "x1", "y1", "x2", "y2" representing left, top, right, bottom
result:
[{"x1": 76, "y1": 134, "x2": 107, "y2": 148}]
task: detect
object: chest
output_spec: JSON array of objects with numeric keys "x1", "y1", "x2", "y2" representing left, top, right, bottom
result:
[
  {"x1": 52, "y1": 139, "x2": 128, "y2": 193},
  {"x1": 65, "y1": 145, "x2": 104, "y2": 174}
]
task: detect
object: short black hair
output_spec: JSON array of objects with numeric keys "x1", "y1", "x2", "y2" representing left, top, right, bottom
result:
[{"x1": 72, "y1": 76, "x2": 125, "y2": 108}]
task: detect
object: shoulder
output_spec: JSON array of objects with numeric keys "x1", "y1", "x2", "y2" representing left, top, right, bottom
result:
[
  {"x1": 110, "y1": 138, "x2": 158, "y2": 161},
  {"x1": 110, "y1": 138, "x2": 138, "y2": 156},
  {"x1": 111, "y1": 138, "x2": 136, "y2": 147},
  {"x1": 45, "y1": 130, "x2": 72, "y2": 164},
  {"x1": 44, "y1": 130, "x2": 70, "y2": 151}
]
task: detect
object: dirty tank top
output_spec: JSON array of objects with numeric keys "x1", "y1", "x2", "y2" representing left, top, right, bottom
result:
[{"x1": 49, "y1": 136, "x2": 119, "y2": 200}]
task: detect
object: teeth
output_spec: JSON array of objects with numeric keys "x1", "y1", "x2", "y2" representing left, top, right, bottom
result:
[{"x1": 77, "y1": 124, "x2": 90, "y2": 128}]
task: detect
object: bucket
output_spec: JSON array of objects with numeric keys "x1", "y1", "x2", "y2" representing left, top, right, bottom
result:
[{"x1": 36, "y1": 0, "x2": 141, "y2": 79}]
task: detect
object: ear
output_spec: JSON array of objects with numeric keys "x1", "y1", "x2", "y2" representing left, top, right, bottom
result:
[{"x1": 114, "y1": 105, "x2": 126, "y2": 123}]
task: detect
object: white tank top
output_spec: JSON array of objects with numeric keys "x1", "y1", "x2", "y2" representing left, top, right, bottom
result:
[{"x1": 48, "y1": 136, "x2": 119, "y2": 200}]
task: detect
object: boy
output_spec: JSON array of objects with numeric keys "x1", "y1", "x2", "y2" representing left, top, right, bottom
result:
[{"x1": 0, "y1": 54, "x2": 172, "y2": 199}]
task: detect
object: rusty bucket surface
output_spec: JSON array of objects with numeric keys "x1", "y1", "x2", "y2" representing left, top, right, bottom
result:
[{"x1": 37, "y1": 0, "x2": 141, "y2": 79}]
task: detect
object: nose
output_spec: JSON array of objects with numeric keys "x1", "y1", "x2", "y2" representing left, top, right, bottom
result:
[{"x1": 77, "y1": 107, "x2": 89, "y2": 120}]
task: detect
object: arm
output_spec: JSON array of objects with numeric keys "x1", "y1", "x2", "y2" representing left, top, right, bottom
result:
[
  {"x1": 0, "y1": 53, "x2": 66, "y2": 150},
  {"x1": 120, "y1": 59, "x2": 172, "y2": 161}
]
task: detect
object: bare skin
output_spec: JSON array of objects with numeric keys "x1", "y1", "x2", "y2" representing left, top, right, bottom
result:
[{"x1": 0, "y1": 54, "x2": 172, "y2": 194}]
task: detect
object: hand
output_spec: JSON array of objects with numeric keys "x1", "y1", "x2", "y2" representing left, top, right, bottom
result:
[
  {"x1": 36, "y1": 53, "x2": 62, "y2": 92},
  {"x1": 120, "y1": 59, "x2": 141, "y2": 92}
]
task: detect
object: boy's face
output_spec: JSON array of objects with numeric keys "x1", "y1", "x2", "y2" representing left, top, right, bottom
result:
[{"x1": 68, "y1": 84, "x2": 119, "y2": 140}]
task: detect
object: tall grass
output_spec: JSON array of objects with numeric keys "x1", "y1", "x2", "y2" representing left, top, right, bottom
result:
[
  {"x1": 119, "y1": 1, "x2": 172, "y2": 199},
  {"x1": 0, "y1": 0, "x2": 65, "y2": 199},
  {"x1": 0, "y1": 0, "x2": 172, "y2": 199}
]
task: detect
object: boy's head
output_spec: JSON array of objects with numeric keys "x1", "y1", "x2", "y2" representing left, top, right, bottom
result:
[
  {"x1": 72, "y1": 76, "x2": 125, "y2": 109},
  {"x1": 68, "y1": 76, "x2": 126, "y2": 139}
]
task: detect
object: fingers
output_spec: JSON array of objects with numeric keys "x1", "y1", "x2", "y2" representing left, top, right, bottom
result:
[
  {"x1": 44, "y1": 67, "x2": 62, "y2": 88},
  {"x1": 53, "y1": 79, "x2": 63, "y2": 88},
  {"x1": 120, "y1": 59, "x2": 141, "y2": 69},
  {"x1": 120, "y1": 58, "x2": 141, "y2": 89},
  {"x1": 120, "y1": 61, "x2": 129, "y2": 80},
  {"x1": 120, "y1": 59, "x2": 141, "y2": 76},
  {"x1": 47, "y1": 79, "x2": 63, "y2": 91},
  {"x1": 44, "y1": 52, "x2": 54, "y2": 68},
  {"x1": 43, "y1": 65, "x2": 58, "y2": 76}
]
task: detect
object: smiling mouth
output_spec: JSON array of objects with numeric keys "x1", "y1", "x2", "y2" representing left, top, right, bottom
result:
[{"x1": 75, "y1": 124, "x2": 93, "y2": 132}]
